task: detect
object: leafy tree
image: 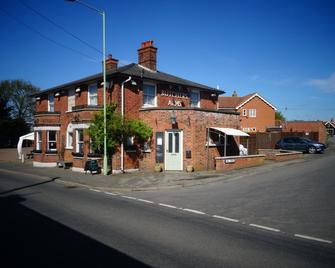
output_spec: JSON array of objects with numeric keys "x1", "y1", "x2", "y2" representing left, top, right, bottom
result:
[
  {"x1": 275, "y1": 111, "x2": 286, "y2": 121},
  {"x1": 0, "y1": 79, "x2": 39, "y2": 147},
  {"x1": 88, "y1": 103, "x2": 152, "y2": 158}
]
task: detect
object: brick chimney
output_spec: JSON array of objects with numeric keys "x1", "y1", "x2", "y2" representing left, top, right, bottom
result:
[
  {"x1": 105, "y1": 54, "x2": 118, "y2": 71},
  {"x1": 232, "y1": 90, "x2": 238, "y2": 97},
  {"x1": 138, "y1": 40, "x2": 157, "y2": 71}
]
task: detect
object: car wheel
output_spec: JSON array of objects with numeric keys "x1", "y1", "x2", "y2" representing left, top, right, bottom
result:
[{"x1": 308, "y1": 146, "x2": 316, "y2": 154}]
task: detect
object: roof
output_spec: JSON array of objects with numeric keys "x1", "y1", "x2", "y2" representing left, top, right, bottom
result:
[
  {"x1": 218, "y1": 92, "x2": 277, "y2": 111},
  {"x1": 34, "y1": 63, "x2": 222, "y2": 97},
  {"x1": 209, "y1": 127, "x2": 249, "y2": 137},
  {"x1": 325, "y1": 121, "x2": 335, "y2": 128}
]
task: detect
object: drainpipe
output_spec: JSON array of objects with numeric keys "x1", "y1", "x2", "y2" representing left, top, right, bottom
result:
[{"x1": 120, "y1": 76, "x2": 132, "y2": 172}]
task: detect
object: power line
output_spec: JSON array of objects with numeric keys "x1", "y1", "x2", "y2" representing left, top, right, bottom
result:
[
  {"x1": 17, "y1": 0, "x2": 102, "y2": 55},
  {"x1": 0, "y1": 7, "x2": 99, "y2": 63}
]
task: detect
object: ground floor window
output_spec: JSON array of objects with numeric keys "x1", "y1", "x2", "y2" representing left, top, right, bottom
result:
[
  {"x1": 36, "y1": 131, "x2": 42, "y2": 151},
  {"x1": 67, "y1": 131, "x2": 73, "y2": 149},
  {"x1": 47, "y1": 131, "x2": 57, "y2": 151},
  {"x1": 76, "y1": 129, "x2": 84, "y2": 154}
]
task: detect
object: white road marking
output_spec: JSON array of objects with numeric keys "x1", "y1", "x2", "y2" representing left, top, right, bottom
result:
[
  {"x1": 90, "y1": 189, "x2": 101, "y2": 193},
  {"x1": 294, "y1": 234, "x2": 333, "y2": 244},
  {"x1": 249, "y1": 224, "x2": 280, "y2": 232},
  {"x1": 183, "y1": 208, "x2": 206, "y2": 215},
  {"x1": 121, "y1": 195, "x2": 137, "y2": 200},
  {"x1": 137, "y1": 199, "x2": 154, "y2": 204},
  {"x1": 213, "y1": 215, "x2": 239, "y2": 223},
  {"x1": 158, "y1": 203, "x2": 177, "y2": 209},
  {"x1": 104, "y1": 192, "x2": 118, "y2": 196}
]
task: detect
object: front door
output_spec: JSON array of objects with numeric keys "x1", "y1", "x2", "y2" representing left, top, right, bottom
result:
[{"x1": 165, "y1": 130, "x2": 183, "y2": 170}]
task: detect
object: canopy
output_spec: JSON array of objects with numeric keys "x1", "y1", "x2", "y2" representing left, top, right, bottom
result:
[
  {"x1": 209, "y1": 127, "x2": 249, "y2": 137},
  {"x1": 17, "y1": 132, "x2": 34, "y2": 159}
]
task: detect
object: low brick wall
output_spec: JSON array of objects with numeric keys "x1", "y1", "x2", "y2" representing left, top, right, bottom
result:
[
  {"x1": 258, "y1": 149, "x2": 302, "y2": 161},
  {"x1": 215, "y1": 154, "x2": 265, "y2": 171}
]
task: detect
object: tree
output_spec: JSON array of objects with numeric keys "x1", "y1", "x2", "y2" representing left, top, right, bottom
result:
[
  {"x1": 275, "y1": 111, "x2": 286, "y2": 121},
  {"x1": 0, "y1": 79, "x2": 39, "y2": 124},
  {"x1": 0, "y1": 79, "x2": 39, "y2": 147},
  {"x1": 88, "y1": 104, "x2": 152, "y2": 158}
]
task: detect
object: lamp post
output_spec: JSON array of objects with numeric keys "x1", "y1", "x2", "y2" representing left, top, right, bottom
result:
[{"x1": 65, "y1": 0, "x2": 108, "y2": 175}]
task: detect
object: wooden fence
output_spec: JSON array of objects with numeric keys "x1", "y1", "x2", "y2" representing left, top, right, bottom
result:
[{"x1": 240, "y1": 132, "x2": 319, "y2": 155}]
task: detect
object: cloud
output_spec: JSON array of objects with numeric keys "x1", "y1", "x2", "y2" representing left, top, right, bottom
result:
[{"x1": 307, "y1": 72, "x2": 335, "y2": 92}]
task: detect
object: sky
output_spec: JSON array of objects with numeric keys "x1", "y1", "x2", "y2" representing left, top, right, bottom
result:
[{"x1": 1, "y1": 0, "x2": 335, "y2": 121}]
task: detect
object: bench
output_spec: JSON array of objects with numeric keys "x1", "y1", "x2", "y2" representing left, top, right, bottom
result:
[{"x1": 84, "y1": 160, "x2": 101, "y2": 175}]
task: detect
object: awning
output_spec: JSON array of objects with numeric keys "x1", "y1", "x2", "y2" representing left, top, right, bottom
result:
[
  {"x1": 17, "y1": 132, "x2": 34, "y2": 159},
  {"x1": 209, "y1": 127, "x2": 249, "y2": 137}
]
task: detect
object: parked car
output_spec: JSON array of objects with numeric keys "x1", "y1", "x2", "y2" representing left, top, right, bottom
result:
[{"x1": 275, "y1": 136, "x2": 326, "y2": 154}]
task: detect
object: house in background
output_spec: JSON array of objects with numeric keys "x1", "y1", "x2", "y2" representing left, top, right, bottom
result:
[
  {"x1": 324, "y1": 120, "x2": 335, "y2": 136},
  {"x1": 282, "y1": 121, "x2": 327, "y2": 143},
  {"x1": 218, "y1": 91, "x2": 277, "y2": 133}
]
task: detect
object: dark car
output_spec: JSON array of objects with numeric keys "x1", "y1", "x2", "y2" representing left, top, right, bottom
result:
[{"x1": 275, "y1": 136, "x2": 326, "y2": 154}]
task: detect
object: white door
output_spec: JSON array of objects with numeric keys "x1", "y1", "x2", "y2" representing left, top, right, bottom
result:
[{"x1": 165, "y1": 130, "x2": 183, "y2": 170}]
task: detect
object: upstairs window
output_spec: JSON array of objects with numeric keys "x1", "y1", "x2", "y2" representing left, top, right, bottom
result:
[
  {"x1": 190, "y1": 90, "x2": 200, "y2": 108},
  {"x1": 143, "y1": 84, "x2": 156, "y2": 107},
  {"x1": 47, "y1": 131, "x2": 57, "y2": 151},
  {"x1": 48, "y1": 94, "x2": 54, "y2": 112},
  {"x1": 68, "y1": 89, "x2": 75, "y2": 111},
  {"x1": 249, "y1": 109, "x2": 256, "y2": 117},
  {"x1": 88, "y1": 84, "x2": 98, "y2": 106}
]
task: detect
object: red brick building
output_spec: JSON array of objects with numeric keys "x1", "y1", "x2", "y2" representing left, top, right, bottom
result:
[
  {"x1": 218, "y1": 92, "x2": 277, "y2": 133},
  {"x1": 33, "y1": 41, "x2": 240, "y2": 172},
  {"x1": 283, "y1": 121, "x2": 327, "y2": 144}
]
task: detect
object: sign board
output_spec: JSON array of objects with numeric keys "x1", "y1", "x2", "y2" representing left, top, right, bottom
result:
[{"x1": 225, "y1": 159, "x2": 236, "y2": 164}]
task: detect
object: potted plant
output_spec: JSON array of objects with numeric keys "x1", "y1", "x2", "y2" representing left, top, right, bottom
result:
[
  {"x1": 186, "y1": 165, "x2": 194, "y2": 172},
  {"x1": 154, "y1": 163, "x2": 163, "y2": 172}
]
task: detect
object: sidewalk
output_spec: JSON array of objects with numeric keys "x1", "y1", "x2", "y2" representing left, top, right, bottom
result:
[{"x1": 0, "y1": 154, "x2": 312, "y2": 192}]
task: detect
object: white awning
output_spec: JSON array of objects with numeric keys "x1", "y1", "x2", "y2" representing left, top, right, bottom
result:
[
  {"x1": 209, "y1": 127, "x2": 249, "y2": 137},
  {"x1": 17, "y1": 132, "x2": 34, "y2": 159}
]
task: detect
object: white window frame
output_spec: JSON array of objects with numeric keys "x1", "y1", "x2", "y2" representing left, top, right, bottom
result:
[
  {"x1": 66, "y1": 131, "x2": 73, "y2": 149},
  {"x1": 88, "y1": 83, "x2": 98, "y2": 106},
  {"x1": 47, "y1": 130, "x2": 57, "y2": 151},
  {"x1": 190, "y1": 90, "x2": 200, "y2": 108},
  {"x1": 249, "y1": 109, "x2": 256, "y2": 118},
  {"x1": 67, "y1": 89, "x2": 75, "y2": 111},
  {"x1": 36, "y1": 131, "x2": 42, "y2": 151},
  {"x1": 76, "y1": 129, "x2": 84, "y2": 154},
  {"x1": 242, "y1": 109, "x2": 247, "y2": 116},
  {"x1": 142, "y1": 83, "x2": 157, "y2": 107},
  {"x1": 48, "y1": 94, "x2": 54, "y2": 112}
]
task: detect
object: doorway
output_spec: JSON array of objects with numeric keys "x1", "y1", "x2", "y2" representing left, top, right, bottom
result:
[{"x1": 164, "y1": 130, "x2": 183, "y2": 170}]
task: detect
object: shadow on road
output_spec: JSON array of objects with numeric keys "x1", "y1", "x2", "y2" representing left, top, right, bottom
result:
[
  {"x1": 0, "y1": 194, "x2": 150, "y2": 267},
  {"x1": 0, "y1": 177, "x2": 59, "y2": 195}
]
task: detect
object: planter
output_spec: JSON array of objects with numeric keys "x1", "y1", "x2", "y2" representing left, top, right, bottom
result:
[
  {"x1": 154, "y1": 164, "x2": 163, "y2": 172},
  {"x1": 186, "y1": 165, "x2": 194, "y2": 172}
]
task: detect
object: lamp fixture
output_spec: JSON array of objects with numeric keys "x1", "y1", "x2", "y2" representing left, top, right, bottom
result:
[
  {"x1": 170, "y1": 110, "x2": 177, "y2": 125},
  {"x1": 75, "y1": 87, "x2": 81, "y2": 93},
  {"x1": 36, "y1": 96, "x2": 41, "y2": 101},
  {"x1": 131, "y1": 80, "x2": 137, "y2": 86},
  {"x1": 55, "y1": 92, "x2": 60, "y2": 97}
]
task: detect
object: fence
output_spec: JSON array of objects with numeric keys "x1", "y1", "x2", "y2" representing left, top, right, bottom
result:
[{"x1": 240, "y1": 132, "x2": 319, "y2": 155}]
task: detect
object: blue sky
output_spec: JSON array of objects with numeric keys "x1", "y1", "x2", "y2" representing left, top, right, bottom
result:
[{"x1": 1, "y1": 0, "x2": 335, "y2": 121}]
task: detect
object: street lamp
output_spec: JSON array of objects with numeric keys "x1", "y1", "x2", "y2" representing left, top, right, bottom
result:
[{"x1": 65, "y1": 0, "x2": 108, "y2": 175}]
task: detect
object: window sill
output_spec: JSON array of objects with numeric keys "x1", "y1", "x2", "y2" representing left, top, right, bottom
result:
[
  {"x1": 141, "y1": 105, "x2": 156, "y2": 109},
  {"x1": 65, "y1": 147, "x2": 73, "y2": 150}
]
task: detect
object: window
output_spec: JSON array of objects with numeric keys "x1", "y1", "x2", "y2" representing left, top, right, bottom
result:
[
  {"x1": 242, "y1": 109, "x2": 247, "y2": 116},
  {"x1": 76, "y1": 129, "x2": 84, "y2": 154},
  {"x1": 48, "y1": 94, "x2": 54, "y2": 112},
  {"x1": 67, "y1": 132, "x2": 73, "y2": 149},
  {"x1": 88, "y1": 84, "x2": 98, "y2": 105},
  {"x1": 47, "y1": 131, "x2": 57, "y2": 151},
  {"x1": 36, "y1": 131, "x2": 42, "y2": 151},
  {"x1": 208, "y1": 131, "x2": 225, "y2": 146},
  {"x1": 68, "y1": 89, "x2": 75, "y2": 111},
  {"x1": 143, "y1": 84, "x2": 156, "y2": 107},
  {"x1": 190, "y1": 90, "x2": 200, "y2": 108},
  {"x1": 249, "y1": 109, "x2": 256, "y2": 117}
]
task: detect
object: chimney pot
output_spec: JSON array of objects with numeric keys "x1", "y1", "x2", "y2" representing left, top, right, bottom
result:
[{"x1": 138, "y1": 40, "x2": 157, "y2": 71}]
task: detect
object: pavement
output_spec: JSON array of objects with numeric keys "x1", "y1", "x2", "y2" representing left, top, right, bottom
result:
[{"x1": 1, "y1": 136, "x2": 334, "y2": 192}]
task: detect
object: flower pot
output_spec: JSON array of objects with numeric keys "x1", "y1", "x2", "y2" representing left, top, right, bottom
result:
[
  {"x1": 154, "y1": 164, "x2": 163, "y2": 172},
  {"x1": 186, "y1": 165, "x2": 194, "y2": 172}
]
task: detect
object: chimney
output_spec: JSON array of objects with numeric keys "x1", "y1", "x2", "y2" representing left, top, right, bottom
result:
[
  {"x1": 138, "y1": 40, "x2": 157, "y2": 71},
  {"x1": 105, "y1": 54, "x2": 118, "y2": 71},
  {"x1": 232, "y1": 90, "x2": 238, "y2": 97}
]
